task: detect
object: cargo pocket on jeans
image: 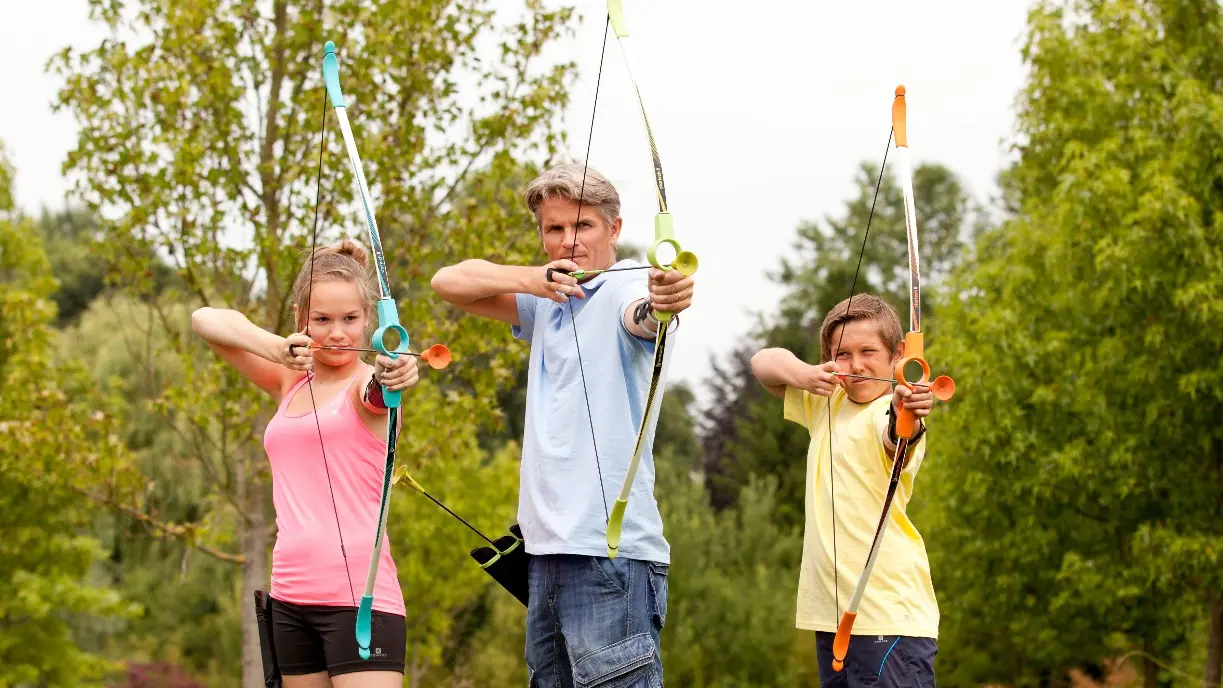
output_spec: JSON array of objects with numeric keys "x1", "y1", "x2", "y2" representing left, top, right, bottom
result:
[
  {"x1": 572, "y1": 633, "x2": 656, "y2": 687},
  {"x1": 647, "y1": 562, "x2": 668, "y2": 630}
]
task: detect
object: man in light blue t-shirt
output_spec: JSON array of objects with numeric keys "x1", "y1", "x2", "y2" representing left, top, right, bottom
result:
[{"x1": 431, "y1": 163, "x2": 695, "y2": 686}]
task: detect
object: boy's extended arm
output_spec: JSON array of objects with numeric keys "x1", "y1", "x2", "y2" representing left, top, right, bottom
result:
[
  {"x1": 431, "y1": 260, "x2": 546, "y2": 325},
  {"x1": 750, "y1": 347, "x2": 813, "y2": 399}
]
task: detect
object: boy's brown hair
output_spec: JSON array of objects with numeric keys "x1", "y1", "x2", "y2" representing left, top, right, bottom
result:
[{"x1": 819, "y1": 294, "x2": 904, "y2": 363}]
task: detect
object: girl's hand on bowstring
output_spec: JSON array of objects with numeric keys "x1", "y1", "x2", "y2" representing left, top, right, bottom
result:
[
  {"x1": 283, "y1": 331, "x2": 315, "y2": 372},
  {"x1": 375, "y1": 353, "x2": 420, "y2": 393}
]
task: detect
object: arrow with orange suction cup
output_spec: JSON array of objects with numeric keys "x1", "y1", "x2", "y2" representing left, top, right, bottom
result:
[
  {"x1": 835, "y1": 372, "x2": 955, "y2": 400},
  {"x1": 300, "y1": 343, "x2": 453, "y2": 370}
]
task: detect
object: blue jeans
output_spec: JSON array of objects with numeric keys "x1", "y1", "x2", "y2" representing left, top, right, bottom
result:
[{"x1": 525, "y1": 554, "x2": 668, "y2": 687}]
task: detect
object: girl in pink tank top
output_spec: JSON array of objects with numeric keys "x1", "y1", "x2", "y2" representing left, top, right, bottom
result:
[{"x1": 191, "y1": 241, "x2": 418, "y2": 685}]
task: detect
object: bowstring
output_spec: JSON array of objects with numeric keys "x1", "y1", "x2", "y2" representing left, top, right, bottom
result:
[
  {"x1": 565, "y1": 15, "x2": 614, "y2": 522},
  {"x1": 306, "y1": 83, "x2": 358, "y2": 607},
  {"x1": 827, "y1": 128, "x2": 894, "y2": 623}
]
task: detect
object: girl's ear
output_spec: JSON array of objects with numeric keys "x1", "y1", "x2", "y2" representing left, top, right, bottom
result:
[{"x1": 292, "y1": 303, "x2": 306, "y2": 334}]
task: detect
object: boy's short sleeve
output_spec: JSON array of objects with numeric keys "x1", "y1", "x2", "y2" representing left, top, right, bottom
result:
[
  {"x1": 784, "y1": 386, "x2": 816, "y2": 432},
  {"x1": 511, "y1": 293, "x2": 539, "y2": 343}
]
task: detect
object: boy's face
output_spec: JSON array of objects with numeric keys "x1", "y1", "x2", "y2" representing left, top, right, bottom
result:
[{"x1": 827, "y1": 319, "x2": 902, "y2": 404}]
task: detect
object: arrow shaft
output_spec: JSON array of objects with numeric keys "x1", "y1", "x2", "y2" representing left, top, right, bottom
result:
[{"x1": 837, "y1": 373, "x2": 931, "y2": 388}]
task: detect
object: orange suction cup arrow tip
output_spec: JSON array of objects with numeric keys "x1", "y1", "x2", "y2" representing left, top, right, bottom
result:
[
  {"x1": 931, "y1": 375, "x2": 955, "y2": 401},
  {"x1": 421, "y1": 344, "x2": 451, "y2": 370}
]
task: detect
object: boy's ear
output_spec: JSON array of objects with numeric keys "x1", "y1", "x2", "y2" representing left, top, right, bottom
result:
[{"x1": 893, "y1": 338, "x2": 906, "y2": 363}]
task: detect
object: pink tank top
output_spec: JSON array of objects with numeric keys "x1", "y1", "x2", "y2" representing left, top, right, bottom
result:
[{"x1": 262, "y1": 373, "x2": 406, "y2": 615}]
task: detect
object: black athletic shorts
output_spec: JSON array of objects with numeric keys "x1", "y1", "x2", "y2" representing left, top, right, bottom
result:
[
  {"x1": 269, "y1": 597, "x2": 406, "y2": 677},
  {"x1": 815, "y1": 631, "x2": 937, "y2": 687}
]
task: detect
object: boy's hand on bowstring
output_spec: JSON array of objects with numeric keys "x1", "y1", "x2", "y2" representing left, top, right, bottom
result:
[
  {"x1": 799, "y1": 361, "x2": 841, "y2": 398},
  {"x1": 891, "y1": 382, "x2": 934, "y2": 422}
]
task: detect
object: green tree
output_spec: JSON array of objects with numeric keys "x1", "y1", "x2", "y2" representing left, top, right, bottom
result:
[
  {"x1": 927, "y1": 0, "x2": 1223, "y2": 685},
  {"x1": 0, "y1": 149, "x2": 137, "y2": 686},
  {"x1": 0, "y1": 141, "x2": 12, "y2": 213},
  {"x1": 37, "y1": 206, "x2": 125, "y2": 326},
  {"x1": 50, "y1": 1, "x2": 578, "y2": 684}
]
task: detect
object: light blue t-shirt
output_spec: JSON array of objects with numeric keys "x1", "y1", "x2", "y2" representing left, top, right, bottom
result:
[{"x1": 511, "y1": 259, "x2": 671, "y2": 564}]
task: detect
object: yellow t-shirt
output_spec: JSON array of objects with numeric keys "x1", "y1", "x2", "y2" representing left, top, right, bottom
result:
[{"x1": 784, "y1": 385, "x2": 939, "y2": 638}]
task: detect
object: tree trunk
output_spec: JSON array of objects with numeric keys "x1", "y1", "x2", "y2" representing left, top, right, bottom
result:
[
  {"x1": 1208, "y1": 435, "x2": 1223, "y2": 688},
  {"x1": 1206, "y1": 590, "x2": 1223, "y2": 687},
  {"x1": 241, "y1": 444, "x2": 271, "y2": 688},
  {"x1": 1141, "y1": 636, "x2": 1157, "y2": 688}
]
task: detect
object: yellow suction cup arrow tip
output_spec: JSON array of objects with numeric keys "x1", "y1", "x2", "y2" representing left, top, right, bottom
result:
[
  {"x1": 673, "y1": 251, "x2": 698, "y2": 276},
  {"x1": 895, "y1": 84, "x2": 906, "y2": 97},
  {"x1": 422, "y1": 344, "x2": 452, "y2": 370}
]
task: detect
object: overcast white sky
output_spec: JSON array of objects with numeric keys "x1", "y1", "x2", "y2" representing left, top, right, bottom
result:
[{"x1": 1, "y1": 0, "x2": 1032, "y2": 399}]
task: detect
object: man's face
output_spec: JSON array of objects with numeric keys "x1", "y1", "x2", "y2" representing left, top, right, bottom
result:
[
  {"x1": 536, "y1": 195, "x2": 622, "y2": 270},
  {"x1": 827, "y1": 319, "x2": 902, "y2": 403}
]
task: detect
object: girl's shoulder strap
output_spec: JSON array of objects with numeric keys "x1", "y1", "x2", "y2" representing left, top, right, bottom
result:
[{"x1": 275, "y1": 372, "x2": 313, "y2": 415}]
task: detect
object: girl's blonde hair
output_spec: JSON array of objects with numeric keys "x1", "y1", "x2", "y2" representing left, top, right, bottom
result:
[{"x1": 290, "y1": 239, "x2": 379, "y2": 334}]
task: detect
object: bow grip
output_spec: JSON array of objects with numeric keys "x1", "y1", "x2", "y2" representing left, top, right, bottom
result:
[
  {"x1": 372, "y1": 298, "x2": 409, "y2": 409},
  {"x1": 646, "y1": 213, "x2": 698, "y2": 322},
  {"x1": 893, "y1": 331, "x2": 928, "y2": 438}
]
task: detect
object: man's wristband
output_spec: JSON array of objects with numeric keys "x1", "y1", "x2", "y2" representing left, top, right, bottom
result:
[{"x1": 633, "y1": 299, "x2": 661, "y2": 330}]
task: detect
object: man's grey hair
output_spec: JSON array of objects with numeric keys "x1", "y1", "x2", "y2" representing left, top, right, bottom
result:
[{"x1": 523, "y1": 163, "x2": 621, "y2": 230}]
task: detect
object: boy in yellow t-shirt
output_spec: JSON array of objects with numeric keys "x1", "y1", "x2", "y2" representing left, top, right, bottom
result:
[{"x1": 751, "y1": 294, "x2": 939, "y2": 686}]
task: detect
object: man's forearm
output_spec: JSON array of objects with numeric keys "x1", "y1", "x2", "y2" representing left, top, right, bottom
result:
[{"x1": 431, "y1": 260, "x2": 537, "y2": 305}]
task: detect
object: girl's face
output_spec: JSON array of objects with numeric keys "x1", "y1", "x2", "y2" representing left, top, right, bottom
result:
[
  {"x1": 827, "y1": 319, "x2": 901, "y2": 404},
  {"x1": 296, "y1": 279, "x2": 369, "y2": 366}
]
